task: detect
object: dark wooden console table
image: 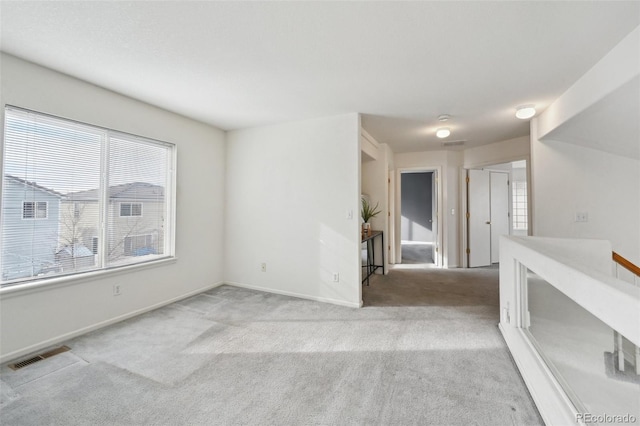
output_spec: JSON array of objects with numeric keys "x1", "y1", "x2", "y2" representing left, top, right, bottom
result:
[{"x1": 362, "y1": 230, "x2": 384, "y2": 286}]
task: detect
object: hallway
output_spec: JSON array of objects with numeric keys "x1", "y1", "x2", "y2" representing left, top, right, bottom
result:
[{"x1": 363, "y1": 265, "x2": 500, "y2": 308}]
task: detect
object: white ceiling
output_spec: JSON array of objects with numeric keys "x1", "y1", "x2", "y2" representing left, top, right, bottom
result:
[
  {"x1": 543, "y1": 75, "x2": 640, "y2": 160},
  {"x1": 1, "y1": 1, "x2": 639, "y2": 153}
]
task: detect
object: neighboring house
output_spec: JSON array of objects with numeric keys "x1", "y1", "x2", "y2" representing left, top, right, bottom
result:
[
  {"x1": 61, "y1": 182, "x2": 165, "y2": 263},
  {"x1": 55, "y1": 243, "x2": 95, "y2": 272},
  {"x1": 1, "y1": 175, "x2": 62, "y2": 281}
]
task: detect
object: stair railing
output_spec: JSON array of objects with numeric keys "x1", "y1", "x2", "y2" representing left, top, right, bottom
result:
[{"x1": 612, "y1": 251, "x2": 640, "y2": 286}]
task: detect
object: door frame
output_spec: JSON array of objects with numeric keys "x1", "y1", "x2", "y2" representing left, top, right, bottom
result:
[
  {"x1": 388, "y1": 170, "x2": 396, "y2": 264},
  {"x1": 395, "y1": 166, "x2": 443, "y2": 267},
  {"x1": 461, "y1": 155, "x2": 531, "y2": 268}
]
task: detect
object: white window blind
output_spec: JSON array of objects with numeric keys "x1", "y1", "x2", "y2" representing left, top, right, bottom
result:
[{"x1": 1, "y1": 106, "x2": 175, "y2": 286}]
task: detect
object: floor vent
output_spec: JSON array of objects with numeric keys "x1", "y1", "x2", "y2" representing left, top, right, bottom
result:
[{"x1": 8, "y1": 346, "x2": 71, "y2": 371}]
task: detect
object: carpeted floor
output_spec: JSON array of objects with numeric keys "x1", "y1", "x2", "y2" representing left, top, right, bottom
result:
[
  {"x1": 0, "y1": 267, "x2": 542, "y2": 425},
  {"x1": 400, "y1": 242, "x2": 434, "y2": 264}
]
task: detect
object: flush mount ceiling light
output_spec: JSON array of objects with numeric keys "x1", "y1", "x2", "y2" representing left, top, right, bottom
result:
[
  {"x1": 436, "y1": 127, "x2": 451, "y2": 138},
  {"x1": 515, "y1": 105, "x2": 536, "y2": 120}
]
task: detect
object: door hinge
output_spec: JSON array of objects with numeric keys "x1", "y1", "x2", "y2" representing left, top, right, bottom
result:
[
  {"x1": 388, "y1": 178, "x2": 391, "y2": 183},
  {"x1": 435, "y1": 247, "x2": 438, "y2": 253},
  {"x1": 388, "y1": 211, "x2": 390, "y2": 217},
  {"x1": 466, "y1": 212, "x2": 470, "y2": 219},
  {"x1": 507, "y1": 180, "x2": 510, "y2": 186},
  {"x1": 466, "y1": 248, "x2": 470, "y2": 254},
  {"x1": 466, "y1": 176, "x2": 470, "y2": 183},
  {"x1": 388, "y1": 245, "x2": 391, "y2": 250}
]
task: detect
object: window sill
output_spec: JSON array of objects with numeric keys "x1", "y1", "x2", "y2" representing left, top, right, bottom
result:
[{"x1": 0, "y1": 257, "x2": 177, "y2": 299}]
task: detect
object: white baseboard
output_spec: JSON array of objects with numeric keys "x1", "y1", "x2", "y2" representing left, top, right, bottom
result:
[
  {"x1": 499, "y1": 323, "x2": 580, "y2": 426},
  {"x1": 225, "y1": 281, "x2": 362, "y2": 308},
  {"x1": 0, "y1": 281, "x2": 225, "y2": 364}
]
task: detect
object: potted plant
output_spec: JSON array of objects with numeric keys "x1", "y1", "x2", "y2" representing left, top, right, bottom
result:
[{"x1": 361, "y1": 197, "x2": 381, "y2": 236}]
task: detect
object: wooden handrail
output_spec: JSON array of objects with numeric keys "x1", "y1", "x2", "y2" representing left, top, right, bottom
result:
[{"x1": 612, "y1": 251, "x2": 640, "y2": 277}]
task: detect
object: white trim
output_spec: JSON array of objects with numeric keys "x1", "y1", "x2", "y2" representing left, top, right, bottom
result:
[
  {"x1": 500, "y1": 324, "x2": 582, "y2": 426},
  {"x1": 464, "y1": 153, "x2": 531, "y2": 171},
  {"x1": 225, "y1": 280, "x2": 363, "y2": 308},
  {"x1": 2, "y1": 106, "x2": 176, "y2": 285},
  {"x1": 0, "y1": 280, "x2": 224, "y2": 364},
  {"x1": 460, "y1": 168, "x2": 468, "y2": 268},
  {"x1": 395, "y1": 166, "x2": 443, "y2": 268},
  {"x1": 0, "y1": 256, "x2": 177, "y2": 298},
  {"x1": 360, "y1": 128, "x2": 380, "y2": 149}
]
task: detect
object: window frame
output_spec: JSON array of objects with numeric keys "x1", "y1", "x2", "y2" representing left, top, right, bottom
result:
[
  {"x1": 22, "y1": 201, "x2": 48, "y2": 220},
  {"x1": 119, "y1": 202, "x2": 143, "y2": 217},
  {"x1": 512, "y1": 181, "x2": 528, "y2": 231},
  {"x1": 1, "y1": 105, "x2": 177, "y2": 289}
]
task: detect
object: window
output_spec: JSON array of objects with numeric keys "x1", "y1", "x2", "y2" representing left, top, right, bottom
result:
[
  {"x1": 91, "y1": 237, "x2": 99, "y2": 255},
  {"x1": 23, "y1": 201, "x2": 47, "y2": 219},
  {"x1": 120, "y1": 202, "x2": 142, "y2": 217},
  {"x1": 124, "y1": 234, "x2": 155, "y2": 256},
  {"x1": 1, "y1": 106, "x2": 175, "y2": 286},
  {"x1": 512, "y1": 181, "x2": 528, "y2": 231}
]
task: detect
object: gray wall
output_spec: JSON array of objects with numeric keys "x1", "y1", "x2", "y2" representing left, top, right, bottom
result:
[{"x1": 401, "y1": 172, "x2": 432, "y2": 242}]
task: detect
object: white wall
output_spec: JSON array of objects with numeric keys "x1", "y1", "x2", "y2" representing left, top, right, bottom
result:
[
  {"x1": 361, "y1": 130, "x2": 389, "y2": 272},
  {"x1": 531, "y1": 133, "x2": 640, "y2": 264},
  {"x1": 463, "y1": 136, "x2": 530, "y2": 169},
  {"x1": 537, "y1": 26, "x2": 640, "y2": 140},
  {"x1": 0, "y1": 54, "x2": 226, "y2": 361},
  {"x1": 532, "y1": 26, "x2": 640, "y2": 266},
  {"x1": 446, "y1": 151, "x2": 463, "y2": 267},
  {"x1": 225, "y1": 114, "x2": 361, "y2": 307}
]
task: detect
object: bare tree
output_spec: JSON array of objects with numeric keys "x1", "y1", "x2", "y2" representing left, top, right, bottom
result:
[{"x1": 56, "y1": 202, "x2": 90, "y2": 270}]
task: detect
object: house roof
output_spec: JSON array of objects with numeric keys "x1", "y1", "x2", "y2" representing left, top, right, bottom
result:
[
  {"x1": 66, "y1": 182, "x2": 164, "y2": 202},
  {"x1": 56, "y1": 244, "x2": 93, "y2": 257},
  {"x1": 4, "y1": 175, "x2": 63, "y2": 198}
]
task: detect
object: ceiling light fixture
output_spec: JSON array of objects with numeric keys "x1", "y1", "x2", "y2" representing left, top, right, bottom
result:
[
  {"x1": 515, "y1": 105, "x2": 536, "y2": 120},
  {"x1": 436, "y1": 127, "x2": 450, "y2": 138},
  {"x1": 438, "y1": 114, "x2": 450, "y2": 122}
]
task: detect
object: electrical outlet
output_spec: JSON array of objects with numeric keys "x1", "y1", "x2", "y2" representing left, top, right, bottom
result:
[
  {"x1": 113, "y1": 284, "x2": 121, "y2": 296},
  {"x1": 261, "y1": 263, "x2": 266, "y2": 272},
  {"x1": 333, "y1": 273, "x2": 339, "y2": 282},
  {"x1": 575, "y1": 212, "x2": 588, "y2": 222}
]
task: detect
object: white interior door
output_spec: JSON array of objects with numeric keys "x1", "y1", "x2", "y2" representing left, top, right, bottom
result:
[
  {"x1": 468, "y1": 169, "x2": 491, "y2": 267},
  {"x1": 490, "y1": 172, "x2": 510, "y2": 263}
]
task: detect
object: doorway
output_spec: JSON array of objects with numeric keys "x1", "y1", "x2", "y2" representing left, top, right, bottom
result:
[
  {"x1": 465, "y1": 160, "x2": 529, "y2": 267},
  {"x1": 400, "y1": 171, "x2": 437, "y2": 265}
]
